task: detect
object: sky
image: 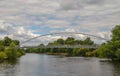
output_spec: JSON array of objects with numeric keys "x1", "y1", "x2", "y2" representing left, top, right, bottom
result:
[{"x1": 0, "y1": 0, "x2": 120, "y2": 46}]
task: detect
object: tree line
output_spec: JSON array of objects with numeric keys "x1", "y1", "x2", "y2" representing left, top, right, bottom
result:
[
  {"x1": 0, "y1": 37, "x2": 25, "y2": 62},
  {"x1": 25, "y1": 25, "x2": 120, "y2": 61},
  {"x1": 25, "y1": 37, "x2": 97, "y2": 57}
]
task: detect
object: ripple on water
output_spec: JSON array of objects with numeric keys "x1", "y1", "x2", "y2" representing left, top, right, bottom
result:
[{"x1": 0, "y1": 54, "x2": 120, "y2": 76}]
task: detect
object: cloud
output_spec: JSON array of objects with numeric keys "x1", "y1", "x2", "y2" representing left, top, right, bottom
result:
[
  {"x1": 0, "y1": 20, "x2": 39, "y2": 42},
  {"x1": 0, "y1": 0, "x2": 120, "y2": 45},
  {"x1": 0, "y1": 20, "x2": 14, "y2": 34},
  {"x1": 46, "y1": 20, "x2": 70, "y2": 28}
]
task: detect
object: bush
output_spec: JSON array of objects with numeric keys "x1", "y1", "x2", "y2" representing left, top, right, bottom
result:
[
  {"x1": 17, "y1": 52, "x2": 22, "y2": 57},
  {"x1": 86, "y1": 52, "x2": 92, "y2": 57},
  {"x1": 0, "y1": 45, "x2": 5, "y2": 52},
  {"x1": 5, "y1": 43, "x2": 17, "y2": 60},
  {"x1": 0, "y1": 52, "x2": 7, "y2": 61},
  {"x1": 115, "y1": 49, "x2": 120, "y2": 60}
]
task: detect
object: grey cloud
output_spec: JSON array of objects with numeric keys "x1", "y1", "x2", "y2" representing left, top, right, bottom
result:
[
  {"x1": 0, "y1": 0, "x2": 120, "y2": 44},
  {"x1": 85, "y1": 0, "x2": 105, "y2": 5},
  {"x1": 59, "y1": 0, "x2": 106, "y2": 11},
  {"x1": 59, "y1": 0, "x2": 83, "y2": 10}
]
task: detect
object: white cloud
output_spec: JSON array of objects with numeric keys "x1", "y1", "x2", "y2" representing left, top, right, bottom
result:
[
  {"x1": 0, "y1": 20, "x2": 39, "y2": 42},
  {"x1": 0, "y1": 0, "x2": 119, "y2": 45},
  {"x1": 0, "y1": 20, "x2": 13, "y2": 34}
]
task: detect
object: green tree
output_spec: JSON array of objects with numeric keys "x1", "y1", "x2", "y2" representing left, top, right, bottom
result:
[
  {"x1": 12, "y1": 40, "x2": 20, "y2": 46},
  {"x1": 83, "y1": 37, "x2": 94, "y2": 45},
  {"x1": 5, "y1": 42, "x2": 17, "y2": 60},
  {"x1": 39, "y1": 44, "x2": 45, "y2": 47},
  {"x1": 115, "y1": 49, "x2": 120, "y2": 60},
  {"x1": 0, "y1": 45, "x2": 5, "y2": 52},
  {"x1": 56, "y1": 38, "x2": 64, "y2": 45},
  {"x1": 0, "y1": 40, "x2": 4, "y2": 45},
  {"x1": 97, "y1": 25, "x2": 120, "y2": 60},
  {"x1": 0, "y1": 52, "x2": 7, "y2": 61},
  {"x1": 97, "y1": 44, "x2": 115, "y2": 59},
  {"x1": 74, "y1": 40, "x2": 83, "y2": 45},
  {"x1": 4, "y1": 36, "x2": 12, "y2": 46},
  {"x1": 65, "y1": 37, "x2": 75, "y2": 45},
  {"x1": 111, "y1": 25, "x2": 120, "y2": 41}
]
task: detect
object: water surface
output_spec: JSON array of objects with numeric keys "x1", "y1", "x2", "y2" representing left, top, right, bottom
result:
[{"x1": 0, "y1": 53, "x2": 120, "y2": 76}]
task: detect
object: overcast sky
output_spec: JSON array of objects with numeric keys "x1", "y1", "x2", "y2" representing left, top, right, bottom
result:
[{"x1": 0, "y1": 0, "x2": 120, "y2": 45}]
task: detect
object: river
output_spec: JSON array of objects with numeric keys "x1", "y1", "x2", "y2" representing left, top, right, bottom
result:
[{"x1": 0, "y1": 53, "x2": 120, "y2": 76}]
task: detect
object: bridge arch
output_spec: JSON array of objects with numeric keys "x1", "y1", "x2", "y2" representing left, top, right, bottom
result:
[{"x1": 20, "y1": 32, "x2": 109, "y2": 45}]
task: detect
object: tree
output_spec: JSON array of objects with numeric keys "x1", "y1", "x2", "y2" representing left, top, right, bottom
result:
[
  {"x1": 97, "y1": 25, "x2": 120, "y2": 60},
  {"x1": 115, "y1": 49, "x2": 120, "y2": 60},
  {"x1": 97, "y1": 43, "x2": 115, "y2": 59},
  {"x1": 5, "y1": 42, "x2": 17, "y2": 60},
  {"x1": 0, "y1": 52, "x2": 7, "y2": 61},
  {"x1": 56, "y1": 38, "x2": 64, "y2": 45},
  {"x1": 12, "y1": 40, "x2": 20, "y2": 46},
  {"x1": 0, "y1": 37, "x2": 25, "y2": 62},
  {"x1": 4, "y1": 36, "x2": 12, "y2": 46},
  {"x1": 83, "y1": 37, "x2": 94, "y2": 45},
  {"x1": 111, "y1": 25, "x2": 120, "y2": 41},
  {"x1": 39, "y1": 44, "x2": 45, "y2": 47},
  {"x1": 0, "y1": 45, "x2": 5, "y2": 52},
  {"x1": 0, "y1": 40, "x2": 4, "y2": 45},
  {"x1": 74, "y1": 40, "x2": 83, "y2": 45},
  {"x1": 65, "y1": 37, "x2": 75, "y2": 45}
]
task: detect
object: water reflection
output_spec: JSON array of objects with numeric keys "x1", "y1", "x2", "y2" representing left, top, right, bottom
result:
[
  {"x1": 111, "y1": 62, "x2": 120, "y2": 76},
  {"x1": 0, "y1": 60, "x2": 18, "y2": 76},
  {"x1": 0, "y1": 54, "x2": 120, "y2": 76}
]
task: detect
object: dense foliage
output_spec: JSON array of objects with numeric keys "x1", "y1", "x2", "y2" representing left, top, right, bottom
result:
[
  {"x1": 25, "y1": 37, "x2": 97, "y2": 57},
  {"x1": 97, "y1": 25, "x2": 120, "y2": 61},
  {"x1": 0, "y1": 37, "x2": 25, "y2": 62}
]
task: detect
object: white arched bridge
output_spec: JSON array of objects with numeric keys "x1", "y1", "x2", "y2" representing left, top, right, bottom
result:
[{"x1": 19, "y1": 32, "x2": 108, "y2": 49}]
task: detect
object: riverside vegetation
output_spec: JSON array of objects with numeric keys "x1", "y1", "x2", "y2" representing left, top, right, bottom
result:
[
  {"x1": 0, "y1": 25, "x2": 120, "y2": 62},
  {"x1": 25, "y1": 37, "x2": 96, "y2": 57},
  {"x1": 0, "y1": 37, "x2": 25, "y2": 62},
  {"x1": 25, "y1": 25, "x2": 120, "y2": 61},
  {"x1": 97, "y1": 25, "x2": 120, "y2": 61}
]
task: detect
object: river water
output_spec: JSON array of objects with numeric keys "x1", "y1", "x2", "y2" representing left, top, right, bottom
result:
[{"x1": 0, "y1": 53, "x2": 120, "y2": 76}]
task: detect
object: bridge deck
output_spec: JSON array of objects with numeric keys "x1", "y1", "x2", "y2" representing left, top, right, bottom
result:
[{"x1": 20, "y1": 45, "x2": 99, "y2": 49}]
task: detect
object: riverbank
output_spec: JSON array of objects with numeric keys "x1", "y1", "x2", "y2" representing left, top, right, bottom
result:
[
  {"x1": 0, "y1": 37, "x2": 26, "y2": 63},
  {"x1": 99, "y1": 58, "x2": 112, "y2": 62},
  {"x1": 0, "y1": 50, "x2": 26, "y2": 63},
  {"x1": 47, "y1": 53, "x2": 69, "y2": 56},
  {"x1": 47, "y1": 53, "x2": 112, "y2": 62}
]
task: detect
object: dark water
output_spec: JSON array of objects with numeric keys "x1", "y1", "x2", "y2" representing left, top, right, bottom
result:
[{"x1": 0, "y1": 53, "x2": 120, "y2": 76}]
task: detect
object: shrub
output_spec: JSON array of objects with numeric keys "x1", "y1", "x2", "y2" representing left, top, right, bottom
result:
[
  {"x1": 0, "y1": 52, "x2": 7, "y2": 61},
  {"x1": 115, "y1": 49, "x2": 120, "y2": 60}
]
